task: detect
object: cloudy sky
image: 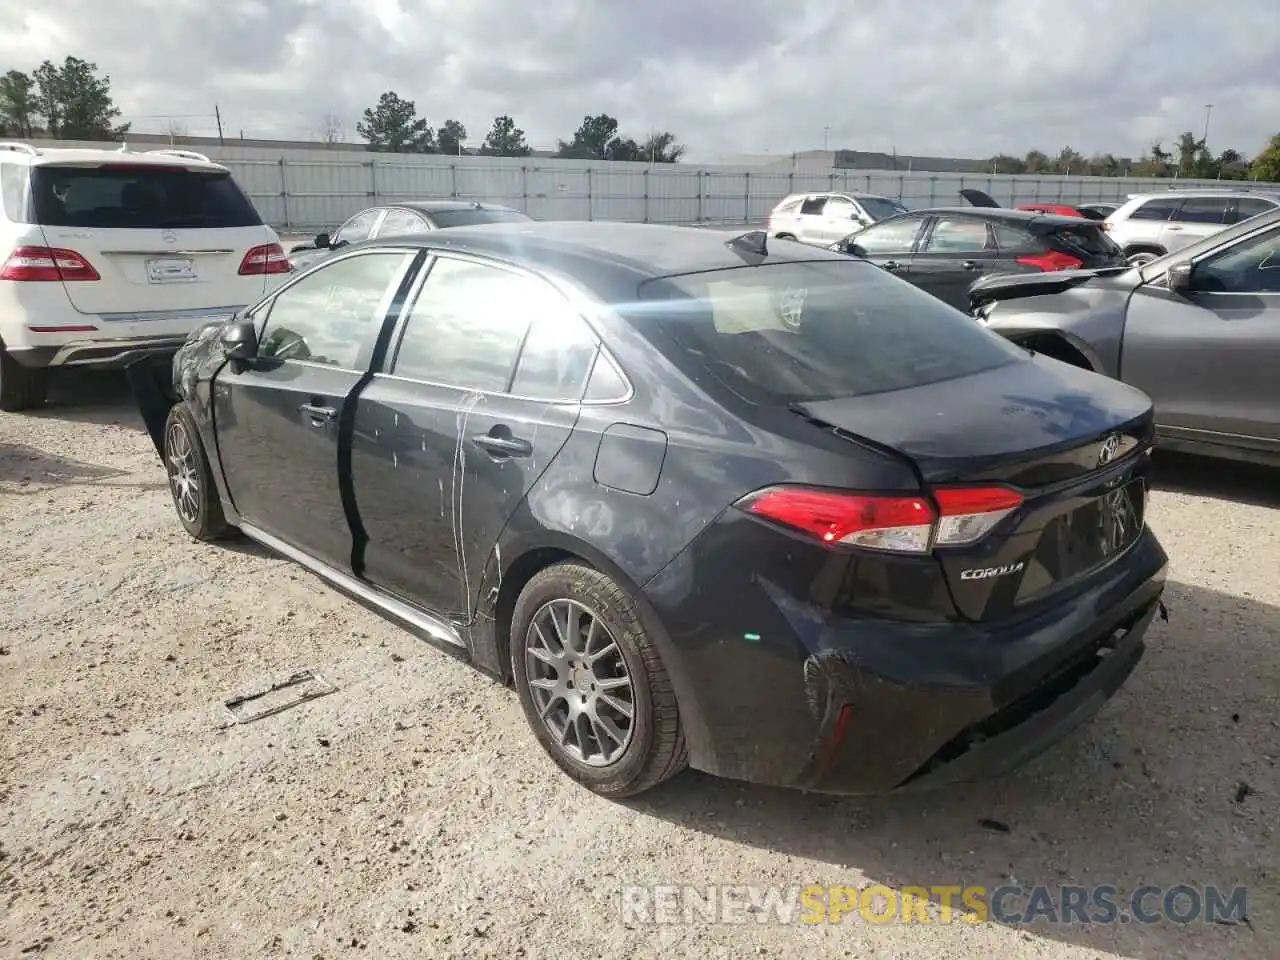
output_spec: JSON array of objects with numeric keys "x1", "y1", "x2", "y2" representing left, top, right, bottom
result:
[{"x1": 3, "y1": 0, "x2": 1278, "y2": 162}]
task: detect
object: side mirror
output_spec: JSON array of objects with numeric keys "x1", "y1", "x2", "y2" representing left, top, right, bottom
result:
[
  {"x1": 314, "y1": 232, "x2": 331, "y2": 249},
  {"x1": 1167, "y1": 262, "x2": 1193, "y2": 294},
  {"x1": 844, "y1": 242, "x2": 867, "y2": 258},
  {"x1": 220, "y1": 319, "x2": 258, "y2": 361}
]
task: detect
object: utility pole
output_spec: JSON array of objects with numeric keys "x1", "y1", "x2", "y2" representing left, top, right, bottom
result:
[
  {"x1": 215, "y1": 104, "x2": 225, "y2": 145},
  {"x1": 823, "y1": 126, "x2": 830, "y2": 152},
  {"x1": 1202, "y1": 104, "x2": 1213, "y2": 146}
]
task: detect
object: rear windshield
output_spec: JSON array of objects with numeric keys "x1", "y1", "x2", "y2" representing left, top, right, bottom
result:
[
  {"x1": 429, "y1": 208, "x2": 531, "y2": 228},
  {"x1": 28, "y1": 165, "x2": 262, "y2": 229},
  {"x1": 633, "y1": 259, "x2": 1025, "y2": 405},
  {"x1": 1051, "y1": 224, "x2": 1121, "y2": 257},
  {"x1": 859, "y1": 197, "x2": 909, "y2": 221}
]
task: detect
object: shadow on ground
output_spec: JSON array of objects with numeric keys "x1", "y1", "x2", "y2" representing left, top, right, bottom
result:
[
  {"x1": 23, "y1": 369, "x2": 145, "y2": 429},
  {"x1": 628, "y1": 578, "x2": 1277, "y2": 959},
  {"x1": 1149, "y1": 450, "x2": 1279, "y2": 509}
]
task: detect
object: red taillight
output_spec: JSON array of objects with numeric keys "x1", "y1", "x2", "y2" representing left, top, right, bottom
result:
[
  {"x1": 1015, "y1": 250, "x2": 1083, "y2": 272},
  {"x1": 1, "y1": 245, "x2": 101, "y2": 282},
  {"x1": 738, "y1": 484, "x2": 1024, "y2": 553},
  {"x1": 238, "y1": 242, "x2": 291, "y2": 275}
]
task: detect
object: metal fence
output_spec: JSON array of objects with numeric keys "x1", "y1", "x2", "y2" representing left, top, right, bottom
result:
[
  {"x1": 224, "y1": 155, "x2": 1278, "y2": 231},
  {"x1": 21, "y1": 137, "x2": 1278, "y2": 230}
]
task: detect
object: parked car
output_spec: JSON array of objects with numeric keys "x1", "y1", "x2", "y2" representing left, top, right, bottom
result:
[
  {"x1": 288, "y1": 200, "x2": 532, "y2": 270},
  {"x1": 1102, "y1": 189, "x2": 1280, "y2": 266},
  {"x1": 767, "y1": 191, "x2": 908, "y2": 245},
  {"x1": 0, "y1": 141, "x2": 289, "y2": 412},
  {"x1": 961, "y1": 190, "x2": 1119, "y2": 222},
  {"x1": 830, "y1": 207, "x2": 1126, "y2": 310},
  {"x1": 130, "y1": 221, "x2": 1167, "y2": 799},
  {"x1": 971, "y1": 205, "x2": 1280, "y2": 466}
]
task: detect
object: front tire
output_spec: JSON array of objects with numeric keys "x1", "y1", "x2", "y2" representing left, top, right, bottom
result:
[
  {"x1": 163, "y1": 404, "x2": 231, "y2": 542},
  {"x1": 511, "y1": 563, "x2": 687, "y2": 797},
  {"x1": 0, "y1": 342, "x2": 50, "y2": 412}
]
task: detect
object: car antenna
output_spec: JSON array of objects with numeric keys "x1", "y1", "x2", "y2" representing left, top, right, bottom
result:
[{"x1": 726, "y1": 229, "x2": 768, "y2": 261}]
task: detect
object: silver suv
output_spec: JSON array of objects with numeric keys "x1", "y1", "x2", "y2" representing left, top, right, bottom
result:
[
  {"x1": 1104, "y1": 189, "x2": 1280, "y2": 265},
  {"x1": 767, "y1": 192, "x2": 907, "y2": 246}
]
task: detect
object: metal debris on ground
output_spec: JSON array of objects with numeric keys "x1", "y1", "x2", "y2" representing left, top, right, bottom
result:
[{"x1": 222, "y1": 669, "x2": 337, "y2": 725}]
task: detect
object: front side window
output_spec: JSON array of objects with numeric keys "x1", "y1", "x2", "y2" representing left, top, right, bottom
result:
[
  {"x1": 390, "y1": 256, "x2": 574, "y2": 393},
  {"x1": 849, "y1": 215, "x2": 926, "y2": 255},
  {"x1": 1192, "y1": 225, "x2": 1280, "y2": 294},
  {"x1": 376, "y1": 209, "x2": 429, "y2": 237},
  {"x1": 258, "y1": 252, "x2": 414, "y2": 368},
  {"x1": 823, "y1": 197, "x2": 857, "y2": 220},
  {"x1": 922, "y1": 218, "x2": 992, "y2": 254},
  {"x1": 427, "y1": 207, "x2": 531, "y2": 228},
  {"x1": 334, "y1": 208, "x2": 381, "y2": 245},
  {"x1": 798, "y1": 197, "x2": 827, "y2": 216},
  {"x1": 1173, "y1": 197, "x2": 1231, "y2": 225},
  {"x1": 634, "y1": 259, "x2": 1025, "y2": 405},
  {"x1": 858, "y1": 197, "x2": 909, "y2": 221}
]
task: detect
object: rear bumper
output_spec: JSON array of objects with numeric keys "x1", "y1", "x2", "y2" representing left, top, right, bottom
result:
[
  {"x1": 9, "y1": 335, "x2": 189, "y2": 369},
  {"x1": 643, "y1": 522, "x2": 1169, "y2": 795}
]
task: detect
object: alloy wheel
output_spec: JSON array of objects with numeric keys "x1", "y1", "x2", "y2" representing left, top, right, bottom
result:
[
  {"x1": 524, "y1": 599, "x2": 636, "y2": 767},
  {"x1": 166, "y1": 419, "x2": 200, "y2": 524}
]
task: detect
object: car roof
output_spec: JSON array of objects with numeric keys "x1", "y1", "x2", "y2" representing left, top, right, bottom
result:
[
  {"x1": 357, "y1": 220, "x2": 849, "y2": 283},
  {"x1": 777, "y1": 191, "x2": 895, "y2": 203},
  {"x1": 394, "y1": 199, "x2": 523, "y2": 215},
  {"x1": 0, "y1": 142, "x2": 227, "y2": 171},
  {"x1": 903, "y1": 207, "x2": 1090, "y2": 226},
  {"x1": 1125, "y1": 189, "x2": 1280, "y2": 201}
]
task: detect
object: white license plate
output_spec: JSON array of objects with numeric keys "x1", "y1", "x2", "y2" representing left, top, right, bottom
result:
[{"x1": 146, "y1": 257, "x2": 198, "y2": 283}]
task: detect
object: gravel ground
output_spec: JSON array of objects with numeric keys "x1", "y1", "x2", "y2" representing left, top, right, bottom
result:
[{"x1": 1, "y1": 370, "x2": 1276, "y2": 960}]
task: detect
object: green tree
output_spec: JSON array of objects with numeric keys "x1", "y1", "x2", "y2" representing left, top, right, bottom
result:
[
  {"x1": 356, "y1": 91, "x2": 434, "y2": 152},
  {"x1": 32, "y1": 57, "x2": 128, "y2": 140},
  {"x1": 436, "y1": 119, "x2": 467, "y2": 156},
  {"x1": 1250, "y1": 135, "x2": 1280, "y2": 183},
  {"x1": 1022, "y1": 149, "x2": 1053, "y2": 173},
  {"x1": 1052, "y1": 146, "x2": 1083, "y2": 174},
  {"x1": 557, "y1": 114, "x2": 619, "y2": 159},
  {"x1": 479, "y1": 115, "x2": 531, "y2": 157},
  {"x1": 1215, "y1": 148, "x2": 1249, "y2": 180},
  {"x1": 986, "y1": 153, "x2": 1026, "y2": 174},
  {"x1": 637, "y1": 131, "x2": 685, "y2": 163},
  {"x1": 0, "y1": 69, "x2": 37, "y2": 137},
  {"x1": 1135, "y1": 141, "x2": 1173, "y2": 177}
]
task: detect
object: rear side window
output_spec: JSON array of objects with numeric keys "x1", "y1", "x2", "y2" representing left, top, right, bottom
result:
[
  {"x1": 773, "y1": 198, "x2": 803, "y2": 215},
  {"x1": 1127, "y1": 198, "x2": 1179, "y2": 221},
  {"x1": 1049, "y1": 224, "x2": 1121, "y2": 257},
  {"x1": 1230, "y1": 197, "x2": 1277, "y2": 223},
  {"x1": 634, "y1": 260, "x2": 1025, "y2": 405},
  {"x1": 27, "y1": 165, "x2": 262, "y2": 229},
  {"x1": 992, "y1": 223, "x2": 1040, "y2": 253},
  {"x1": 510, "y1": 314, "x2": 598, "y2": 400},
  {"x1": 1, "y1": 163, "x2": 28, "y2": 220},
  {"x1": 427, "y1": 208, "x2": 531, "y2": 228}
]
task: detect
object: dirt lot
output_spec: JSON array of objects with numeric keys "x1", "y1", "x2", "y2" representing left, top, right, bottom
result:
[{"x1": 1, "y1": 371, "x2": 1276, "y2": 960}]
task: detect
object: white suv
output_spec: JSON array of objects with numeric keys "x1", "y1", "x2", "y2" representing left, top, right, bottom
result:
[
  {"x1": 1103, "y1": 189, "x2": 1280, "y2": 266},
  {"x1": 0, "y1": 142, "x2": 290, "y2": 411},
  {"x1": 767, "y1": 191, "x2": 908, "y2": 246}
]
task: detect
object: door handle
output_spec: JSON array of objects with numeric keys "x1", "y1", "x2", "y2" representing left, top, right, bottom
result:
[
  {"x1": 882, "y1": 260, "x2": 901, "y2": 271},
  {"x1": 472, "y1": 432, "x2": 533, "y2": 458},
  {"x1": 962, "y1": 260, "x2": 983, "y2": 271},
  {"x1": 1165, "y1": 225, "x2": 1183, "y2": 232},
  {"x1": 299, "y1": 402, "x2": 337, "y2": 423}
]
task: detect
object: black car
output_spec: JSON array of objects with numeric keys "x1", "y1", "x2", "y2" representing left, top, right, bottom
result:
[
  {"x1": 130, "y1": 222, "x2": 1168, "y2": 799},
  {"x1": 287, "y1": 199, "x2": 531, "y2": 270},
  {"x1": 831, "y1": 208, "x2": 1128, "y2": 310}
]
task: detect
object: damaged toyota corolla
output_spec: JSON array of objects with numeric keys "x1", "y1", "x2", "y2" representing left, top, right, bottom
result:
[{"x1": 129, "y1": 221, "x2": 1169, "y2": 799}]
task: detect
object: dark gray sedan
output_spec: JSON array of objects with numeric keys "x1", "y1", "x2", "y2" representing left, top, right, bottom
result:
[
  {"x1": 971, "y1": 206, "x2": 1280, "y2": 467},
  {"x1": 288, "y1": 200, "x2": 531, "y2": 270}
]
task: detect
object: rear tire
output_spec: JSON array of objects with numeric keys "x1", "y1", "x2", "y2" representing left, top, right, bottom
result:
[
  {"x1": 0, "y1": 342, "x2": 50, "y2": 412},
  {"x1": 511, "y1": 562, "x2": 687, "y2": 797},
  {"x1": 163, "y1": 404, "x2": 231, "y2": 542},
  {"x1": 1124, "y1": 248, "x2": 1163, "y2": 267}
]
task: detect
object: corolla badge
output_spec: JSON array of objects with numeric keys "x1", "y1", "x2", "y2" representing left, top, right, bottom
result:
[
  {"x1": 1097, "y1": 433, "x2": 1122, "y2": 466},
  {"x1": 778, "y1": 288, "x2": 807, "y2": 329},
  {"x1": 162, "y1": 230, "x2": 178, "y2": 245},
  {"x1": 959, "y1": 561, "x2": 1025, "y2": 581}
]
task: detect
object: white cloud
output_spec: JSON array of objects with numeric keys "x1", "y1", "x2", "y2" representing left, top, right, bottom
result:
[{"x1": 2, "y1": 0, "x2": 1277, "y2": 160}]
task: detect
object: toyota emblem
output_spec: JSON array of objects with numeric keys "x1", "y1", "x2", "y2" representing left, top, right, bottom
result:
[
  {"x1": 162, "y1": 230, "x2": 178, "y2": 245},
  {"x1": 1097, "y1": 433, "x2": 1122, "y2": 466}
]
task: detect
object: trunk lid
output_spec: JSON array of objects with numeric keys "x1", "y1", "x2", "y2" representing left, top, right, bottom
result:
[{"x1": 795, "y1": 356, "x2": 1155, "y2": 620}]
